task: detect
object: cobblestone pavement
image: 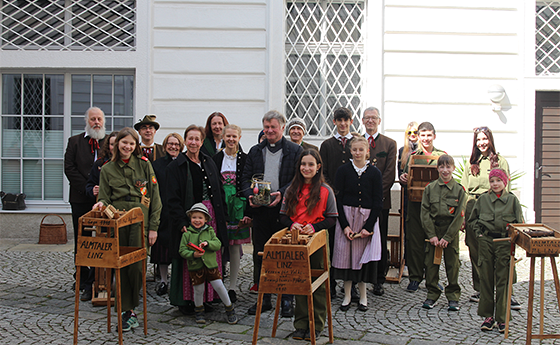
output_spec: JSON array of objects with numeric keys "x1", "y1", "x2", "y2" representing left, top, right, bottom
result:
[{"x1": 1, "y1": 237, "x2": 560, "y2": 345}]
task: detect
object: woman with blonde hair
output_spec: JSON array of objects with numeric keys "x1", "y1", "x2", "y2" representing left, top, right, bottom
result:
[
  {"x1": 212, "y1": 124, "x2": 252, "y2": 303},
  {"x1": 397, "y1": 122, "x2": 418, "y2": 271},
  {"x1": 151, "y1": 133, "x2": 185, "y2": 295},
  {"x1": 332, "y1": 136, "x2": 383, "y2": 312},
  {"x1": 398, "y1": 121, "x2": 419, "y2": 178}
]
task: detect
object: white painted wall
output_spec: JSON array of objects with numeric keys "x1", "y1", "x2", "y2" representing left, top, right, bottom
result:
[
  {"x1": 150, "y1": 0, "x2": 271, "y2": 149},
  {"x1": 379, "y1": 0, "x2": 542, "y2": 220}
]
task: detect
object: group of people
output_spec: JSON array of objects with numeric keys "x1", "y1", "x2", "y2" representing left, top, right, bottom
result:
[{"x1": 64, "y1": 106, "x2": 522, "y2": 338}]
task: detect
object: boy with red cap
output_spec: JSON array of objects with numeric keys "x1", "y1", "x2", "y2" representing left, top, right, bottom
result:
[{"x1": 468, "y1": 168, "x2": 524, "y2": 333}]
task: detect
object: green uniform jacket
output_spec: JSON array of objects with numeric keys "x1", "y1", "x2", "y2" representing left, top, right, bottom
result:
[
  {"x1": 404, "y1": 147, "x2": 446, "y2": 173},
  {"x1": 461, "y1": 154, "x2": 510, "y2": 195},
  {"x1": 98, "y1": 155, "x2": 162, "y2": 232},
  {"x1": 421, "y1": 178, "x2": 466, "y2": 242},
  {"x1": 468, "y1": 190, "x2": 524, "y2": 236},
  {"x1": 178, "y1": 224, "x2": 222, "y2": 271}
]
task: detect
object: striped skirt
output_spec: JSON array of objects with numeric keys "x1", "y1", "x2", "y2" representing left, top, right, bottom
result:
[{"x1": 332, "y1": 205, "x2": 381, "y2": 276}]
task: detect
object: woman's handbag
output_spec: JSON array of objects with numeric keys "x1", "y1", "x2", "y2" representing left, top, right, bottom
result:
[{"x1": 0, "y1": 191, "x2": 26, "y2": 210}]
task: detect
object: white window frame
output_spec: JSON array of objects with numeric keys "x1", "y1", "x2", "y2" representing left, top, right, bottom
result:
[{"x1": 0, "y1": 70, "x2": 134, "y2": 213}]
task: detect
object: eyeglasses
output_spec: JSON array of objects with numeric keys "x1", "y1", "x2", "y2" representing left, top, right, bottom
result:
[
  {"x1": 474, "y1": 126, "x2": 489, "y2": 133},
  {"x1": 407, "y1": 130, "x2": 418, "y2": 135},
  {"x1": 363, "y1": 116, "x2": 379, "y2": 122},
  {"x1": 166, "y1": 142, "x2": 181, "y2": 147}
]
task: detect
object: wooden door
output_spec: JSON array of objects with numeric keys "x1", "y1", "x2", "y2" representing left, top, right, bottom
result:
[{"x1": 535, "y1": 91, "x2": 560, "y2": 230}]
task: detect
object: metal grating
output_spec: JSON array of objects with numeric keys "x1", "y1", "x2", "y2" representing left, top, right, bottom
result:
[
  {"x1": 285, "y1": 1, "x2": 365, "y2": 137},
  {"x1": 536, "y1": 1, "x2": 560, "y2": 75},
  {"x1": 1, "y1": 0, "x2": 136, "y2": 51}
]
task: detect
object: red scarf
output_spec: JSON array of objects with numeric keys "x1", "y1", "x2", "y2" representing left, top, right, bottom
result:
[{"x1": 88, "y1": 138, "x2": 99, "y2": 154}]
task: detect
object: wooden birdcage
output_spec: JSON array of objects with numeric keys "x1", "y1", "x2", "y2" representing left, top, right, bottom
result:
[{"x1": 74, "y1": 207, "x2": 148, "y2": 345}]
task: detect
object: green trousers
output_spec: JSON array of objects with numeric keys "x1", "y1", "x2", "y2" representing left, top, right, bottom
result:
[
  {"x1": 477, "y1": 235, "x2": 511, "y2": 323},
  {"x1": 464, "y1": 197, "x2": 480, "y2": 292},
  {"x1": 294, "y1": 240, "x2": 328, "y2": 332},
  {"x1": 424, "y1": 229, "x2": 460, "y2": 302},
  {"x1": 117, "y1": 223, "x2": 143, "y2": 312},
  {"x1": 406, "y1": 201, "x2": 426, "y2": 283}
]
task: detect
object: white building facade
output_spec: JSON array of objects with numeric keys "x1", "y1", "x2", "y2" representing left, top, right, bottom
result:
[{"x1": 0, "y1": 0, "x2": 558, "y2": 237}]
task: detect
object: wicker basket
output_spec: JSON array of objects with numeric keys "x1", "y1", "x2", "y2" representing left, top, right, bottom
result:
[{"x1": 39, "y1": 214, "x2": 68, "y2": 244}]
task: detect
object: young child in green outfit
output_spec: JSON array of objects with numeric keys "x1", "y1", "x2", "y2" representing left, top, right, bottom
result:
[
  {"x1": 178, "y1": 203, "x2": 237, "y2": 325},
  {"x1": 468, "y1": 168, "x2": 523, "y2": 333},
  {"x1": 420, "y1": 155, "x2": 466, "y2": 311}
]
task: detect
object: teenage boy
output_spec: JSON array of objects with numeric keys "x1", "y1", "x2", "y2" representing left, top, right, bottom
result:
[
  {"x1": 320, "y1": 107, "x2": 355, "y2": 188},
  {"x1": 134, "y1": 114, "x2": 165, "y2": 162},
  {"x1": 399, "y1": 122, "x2": 445, "y2": 292},
  {"x1": 420, "y1": 155, "x2": 466, "y2": 311},
  {"x1": 319, "y1": 107, "x2": 356, "y2": 299},
  {"x1": 362, "y1": 107, "x2": 397, "y2": 296}
]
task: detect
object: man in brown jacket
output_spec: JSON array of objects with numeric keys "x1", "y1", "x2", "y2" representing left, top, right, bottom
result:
[
  {"x1": 64, "y1": 106, "x2": 107, "y2": 301},
  {"x1": 362, "y1": 107, "x2": 397, "y2": 296}
]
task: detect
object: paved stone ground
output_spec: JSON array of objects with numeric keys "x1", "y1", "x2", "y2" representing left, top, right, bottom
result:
[{"x1": 1, "y1": 236, "x2": 560, "y2": 345}]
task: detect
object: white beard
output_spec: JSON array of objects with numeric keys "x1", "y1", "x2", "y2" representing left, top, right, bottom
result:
[{"x1": 85, "y1": 123, "x2": 106, "y2": 140}]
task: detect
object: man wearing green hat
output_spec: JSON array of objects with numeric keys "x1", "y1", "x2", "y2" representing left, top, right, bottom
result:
[{"x1": 135, "y1": 114, "x2": 166, "y2": 162}]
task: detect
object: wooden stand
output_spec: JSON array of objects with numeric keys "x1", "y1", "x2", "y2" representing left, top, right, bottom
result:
[
  {"x1": 503, "y1": 224, "x2": 560, "y2": 343},
  {"x1": 252, "y1": 229, "x2": 333, "y2": 345},
  {"x1": 73, "y1": 207, "x2": 148, "y2": 345},
  {"x1": 386, "y1": 184, "x2": 406, "y2": 283}
]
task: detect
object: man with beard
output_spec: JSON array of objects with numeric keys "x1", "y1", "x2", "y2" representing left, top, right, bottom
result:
[
  {"x1": 64, "y1": 106, "x2": 107, "y2": 302},
  {"x1": 135, "y1": 115, "x2": 165, "y2": 162}
]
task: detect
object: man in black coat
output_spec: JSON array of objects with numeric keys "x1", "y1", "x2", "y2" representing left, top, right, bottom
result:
[
  {"x1": 63, "y1": 106, "x2": 107, "y2": 301},
  {"x1": 241, "y1": 110, "x2": 302, "y2": 317}
]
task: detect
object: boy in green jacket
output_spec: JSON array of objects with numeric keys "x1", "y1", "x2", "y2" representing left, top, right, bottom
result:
[
  {"x1": 179, "y1": 203, "x2": 237, "y2": 325},
  {"x1": 420, "y1": 155, "x2": 466, "y2": 311}
]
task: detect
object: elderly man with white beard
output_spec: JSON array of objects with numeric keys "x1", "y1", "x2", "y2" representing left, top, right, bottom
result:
[{"x1": 64, "y1": 106, "x2": 107, "y2": 302}]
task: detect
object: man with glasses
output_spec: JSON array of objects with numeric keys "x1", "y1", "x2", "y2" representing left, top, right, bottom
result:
[
  {"x1": 362, "y1": 107, "x2": 397, "y2": 296},
  {"x1": 134, "y1": 115, "x2": 166, "y2": 162}
]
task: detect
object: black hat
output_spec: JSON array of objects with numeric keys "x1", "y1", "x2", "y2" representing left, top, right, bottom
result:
[{"x1": 134, "y1": 115, "x2": 160, "y2": 130}]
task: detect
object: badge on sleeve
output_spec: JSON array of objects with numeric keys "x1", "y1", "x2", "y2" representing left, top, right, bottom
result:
[
  {"x1": 449, "y1": 207, "x2": 455, "y2": 214},
  {"x1": 151, "y1": 175, "x2": 157, "y2": 184}
]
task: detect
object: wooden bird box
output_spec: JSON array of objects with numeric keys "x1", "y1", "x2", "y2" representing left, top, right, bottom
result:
[{"x1": 407, "y1": 155, "x2": 440, "y2": 202}]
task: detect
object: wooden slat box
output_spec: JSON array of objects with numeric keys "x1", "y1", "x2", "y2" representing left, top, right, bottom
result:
[
  {"x1": 508, "y1": 223, "x2": 560, "y2": 255},
  {"x1": 407, "y1": 155, "x2": 440, "y2": 202}
]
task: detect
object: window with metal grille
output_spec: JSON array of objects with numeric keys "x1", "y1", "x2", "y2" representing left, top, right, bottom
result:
[
  {"x1": 536, "y1": 1, "x2": 560, "y2": 75},
  {"x1": 285, "y1": 0, "x2": 365, "y2": 137},
  {"x1": 1, "y1": 73, "x2": 134, "y2": 201},
  {"x1": 1, "y1": 0, "x2": 136, "y2": 51}
]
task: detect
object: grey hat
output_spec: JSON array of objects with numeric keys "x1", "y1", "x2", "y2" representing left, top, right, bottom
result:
[
  {"x1": 286, "y1": 117, "x2": 306, "y2": 134},
  {"x1": 186, "y1": 202, "x2": 212, "y2": 220},
  {"x1": 134, "y1": 114, "x2": 160, "y2": 130}
]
